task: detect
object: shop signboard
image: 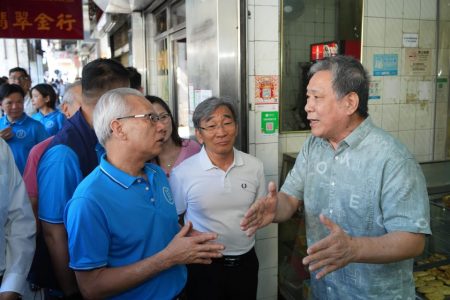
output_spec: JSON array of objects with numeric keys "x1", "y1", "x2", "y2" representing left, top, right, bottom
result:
[{"x1": 0, "y1": 0, "x2": 83, "y2": 39}]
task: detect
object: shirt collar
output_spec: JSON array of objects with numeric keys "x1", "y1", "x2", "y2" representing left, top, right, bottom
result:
[
  {"x1": 99, "y1": 154, "x2": 155, "y2": 188},
  {"x1": 3, "y1": 113, "x2": 27, "y2": 125},
  {"x1": 199, "y1": 146, "x2": 242, "y2": 170},
  {"x1": 341, "y1": 116, "x2": 373, "y2": 149}
]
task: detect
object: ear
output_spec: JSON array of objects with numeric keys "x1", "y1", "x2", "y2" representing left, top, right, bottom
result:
[
  {"x1": 344, "y1": 92, "x2": 359, "y2": 115},
  {"x1": 195, "y1": 128, "x2": 204, "y2": 145},
  {"x1": 60, "y1": 103, "x2": 70, "y2": 118},
  {"x1": 110, "y1": 119, "x2": 127, "y2": 140}
]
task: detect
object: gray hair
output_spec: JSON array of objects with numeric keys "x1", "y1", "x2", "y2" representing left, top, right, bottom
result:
[
  {"x1": 93, "y1": 88, "x2": 143, "y2": 147},
  {"x1": 309, "y1": 55, "x2": 369, "y2": 118},
  {"x1": 60, "y1": 81, "x2": 81, "y2": 105},
  {"x1": 192, "y1": 96, "x2": 238, "y2": 129}
]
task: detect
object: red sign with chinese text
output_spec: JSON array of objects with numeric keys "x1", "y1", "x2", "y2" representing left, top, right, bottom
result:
[{"x1": 0, "y1": 0, "x2": 83, "y2": 39}]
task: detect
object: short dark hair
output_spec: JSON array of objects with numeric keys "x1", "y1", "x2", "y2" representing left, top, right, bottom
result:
[
  {"x1": 126, "y1": 67, "x2": 142, "y2": 90},
  {"x1": 192, "y1": 97, "x2": 238, "y2": 129},
  {"x1": 31, "y1": 83, "x2": 58, "y2": 109},
  {"x1": 309, "y1": 55, "x2": 370, "y2": 118},
  {"x1": 81, "y1": 58, "x2": 130, "y2": 105},
  {"x1": 0, "y1": 83, "x2": 25, "y2": 103},
  {"x1": 145, "y1": 95, "x2": 182, "y2": 147},
  {"x1": 8, "y1": 67, "x2": 28, "y2": 77}
]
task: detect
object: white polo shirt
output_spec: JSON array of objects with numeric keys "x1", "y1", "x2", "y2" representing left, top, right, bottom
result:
[{"x1": 170, "y1": 147, "x2": 266, "y2": 255}]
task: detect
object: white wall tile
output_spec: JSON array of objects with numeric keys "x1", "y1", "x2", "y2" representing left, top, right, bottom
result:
[
  {"x1": 248, "y1": 5, "x2": 255, "y2": 42},
  {"x1": 403, "y1": 0, "x2": 421, "y2": 19},
  {"x1": 419, "y1": 20, "x2": 436, "y2": 48},
  {"x1": 369, "y1": 104, "x2": 383, "y2": 126},
  {"x1": 367, "y1": 0, "x2": 386, "y2": 17},
  {"x1": 399, "y1": 130, "x2": 415, "y2": 153},
  {"x1": 366, "y1": 17, "x2": 386, "y2": 47},
  {"x1": 255, "y1": 6, "x2": 279, "y2": 41},
  {"x1": 420, "y1": 0, "x2": 437, "y2": 20},
  {"x1": 256, "y1": 142, "x2": 279, "y2": 176},
  {"x1": 414, "y1": 129, "x2": 433, "y2": 155},
  {"x1": 384, "y1": 18, "x2": 403, "y2": 47},
  {"x1": 286, "y1": 136, "x2": 306, "y2": 153},
  {"x1": 415, "y1": 103, "x2": 434, "y2": 129},
  {"x1": 249, "y1": 110, "x2": 256, "y2": 143},
  {"x1": 440, "y1": 0, "x2": 450, "y2": 21},
  {"x1": 248, "y1": 41, "x2": 255, "y2": 76},
  {"x1": 255, "y1": 237, "x2": 278, "y2": 269},
  {"x1": 383, "y1": 76, "x2": 401, "y2": 104},
  {"x1": 386, "y1": 0, "x2": 404, "y2": 18},
  {"x1": 399, "y1": 104, "x2": 416, "y2": 130},
  {"x1": 257, "y1": 267, "x2": 278, "y2": 299},
  {"x1": 255, "y1": 0, "x2": 278, "y2": 5},
  {"x1": 381, "y1": 104, "x2": 400, "y2": 131},
  {"x1": 254, "y1": 41, "x2": 279, "y2": 75},
  {"x1": 402, "y1": 19, "x2": 420, "y2": 33},
  {"x1": 249, "y1": 143, "x2": 256, "y2": 156},
  {"x1": 435, "y1": 102, "x2": 448, "y2": 129}
]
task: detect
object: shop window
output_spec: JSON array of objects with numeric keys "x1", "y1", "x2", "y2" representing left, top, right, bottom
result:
[
  {"x1": 171, "y1": 1, "x2": 186, "y2": 28},
  {"x1": 279, "y1": 0, "x2": 362, "y2": 132},
  {"x1": 156, "y1": 10, "x2": 167, "y2": 35}
]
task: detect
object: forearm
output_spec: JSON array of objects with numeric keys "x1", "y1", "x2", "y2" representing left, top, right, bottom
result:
[
  {"x1": 352, "y1": 231, "x2": 425, "y2": 264},
  {"x1": 273, "y1": 192, "x2": 301, "y2": 223},
  {"x1": 76, "y1": 249, "x2": 175, "y2": 299},
  {"x1": 42, "y1": 223, "x2": 79, "y2": 296}
]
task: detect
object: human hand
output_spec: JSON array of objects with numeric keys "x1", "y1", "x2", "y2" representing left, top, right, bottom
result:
[
  {"x1": 165, "y1": 221, "x2": 225, "y2": 265},
  {"x1": 302, "y1": 214, "x2": 357, "y2": 279},
  {"x1": 0, "y1": 127, "x2": 13, "y2": 140},
  {"x1": 240, "y1": 181, "x2": 278, "y2": 237}
]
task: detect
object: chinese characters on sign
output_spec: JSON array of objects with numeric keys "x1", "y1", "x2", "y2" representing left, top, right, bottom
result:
[{"x1": 0, "y1": 0, "x2": 83, "y2": 39}]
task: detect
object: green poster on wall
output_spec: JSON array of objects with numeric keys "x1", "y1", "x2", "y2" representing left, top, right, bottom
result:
[{"x1": 261, "y1": 111, "x2": 279, "y2": 134}]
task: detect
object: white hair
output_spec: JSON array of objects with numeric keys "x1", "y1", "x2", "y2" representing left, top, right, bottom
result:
[
  {"x1": 93, "y1": 87, "x2": 143, "y2": 147},
  {"x1": 60, "y1": 81, "x2": 81, "y2": 105}
]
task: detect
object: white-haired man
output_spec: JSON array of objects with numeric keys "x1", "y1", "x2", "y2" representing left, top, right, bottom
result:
[{"x1": 64, "y1": 88, "x2": 224, "y2": 300}]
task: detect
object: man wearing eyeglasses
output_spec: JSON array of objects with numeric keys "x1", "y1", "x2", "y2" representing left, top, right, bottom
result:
[
  {"x1": 8, "y1": 67, "x2": 36, "y2": 116},
  {"x1": 169, "y1": 97, "x2": 266, "y2": 299},
  {"x1": 64, "y1": 88, "x2": 224, "y2": 299},
  {"x1": 37, "y1": 59, "x2": 130, "y2": 299}
]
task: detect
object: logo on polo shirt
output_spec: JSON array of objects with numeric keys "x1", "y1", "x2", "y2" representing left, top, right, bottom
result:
[
  {"x1": 15, "y1": 129, "x2": 26, "y2": 139},
  {"x1": 45, "y1": 120, "x2": 55, "y2": 128},
  {"x1": 241, "y1": 183, "x2": 247, "y2": 189},
  {"x1": 162, "y1": 186, "x2": 174, "y2": 205}
]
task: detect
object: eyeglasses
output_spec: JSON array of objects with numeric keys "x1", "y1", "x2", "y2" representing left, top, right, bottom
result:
[
  {"x1": 116, "y1": 113, "x2": 161, "y2": 124},
  {"x1": 157, "y1": 113, "x2": 171, "y2": 124},
  {"x1": 199, "y1": 121, "x2": 235, "y2": 132}
]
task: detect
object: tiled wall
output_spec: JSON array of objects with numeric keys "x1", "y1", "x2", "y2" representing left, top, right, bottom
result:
[
  {"x1": 279, "y1": 0, "x2": 449, "y2": 163},
  {"x1": 247, "y1": 0, "x2": 279, "y2": 299}
]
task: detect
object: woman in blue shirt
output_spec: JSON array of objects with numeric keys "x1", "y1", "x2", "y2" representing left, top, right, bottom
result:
[{"x1": 31, "y1": 83, "x2": 66, "y2": 136}]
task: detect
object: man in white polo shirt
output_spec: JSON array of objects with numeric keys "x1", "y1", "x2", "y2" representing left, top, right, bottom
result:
[{"x1": 170, "y1": 97, "x2": 266, "y2": 300}]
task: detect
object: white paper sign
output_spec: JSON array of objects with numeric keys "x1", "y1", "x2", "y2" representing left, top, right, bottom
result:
[{"x1": 403, "y1": 33, "x2": 419, "y2": 48}]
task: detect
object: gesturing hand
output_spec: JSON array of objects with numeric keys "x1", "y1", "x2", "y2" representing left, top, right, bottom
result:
[
  {"x1": 302, "y1": 214, "x2": 357, "y2": 279},
  {"x1": 0, "y1": 127, "x2": 13, "y2": 140},
  {"x1": 165, "y1": 221, "x2": 225, "y2": 265},
  {"x1": 240, "y1": 181, "x2": 278, "y2": 237}
]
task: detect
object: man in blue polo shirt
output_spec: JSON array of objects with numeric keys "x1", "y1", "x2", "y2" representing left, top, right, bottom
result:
[
  {"x1": 64, "y1": 88, "x2": 224, "y2": 300},
  {"x1": 37, "y1": 59, "x2": 131, "y2": 299},
  {"x1": 0, "y1": 84, "x2": 48, "y2": 174}
]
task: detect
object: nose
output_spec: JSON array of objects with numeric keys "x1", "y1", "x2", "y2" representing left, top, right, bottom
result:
[{"x1": 305, "y1": 98, "x2": 313, "y2": 113}]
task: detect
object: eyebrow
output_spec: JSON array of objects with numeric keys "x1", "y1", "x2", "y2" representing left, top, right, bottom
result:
[{"x1": 204, "y1": 113, "x2": 234, "y2": 122}]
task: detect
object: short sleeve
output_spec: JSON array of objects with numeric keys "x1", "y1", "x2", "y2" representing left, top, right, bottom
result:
[{"x1": 169, "y1": 169, "x2": 187, "y2": 215}]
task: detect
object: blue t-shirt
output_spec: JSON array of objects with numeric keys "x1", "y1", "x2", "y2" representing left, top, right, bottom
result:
[
  {"x1": 32, "y1": 110, "x2": 66, "y2": 136},
  {"x1": 64, "y1": 156, "x2": 186, "y2": 300},
  {"x1": 281, "y1": 117, "x2": 431, "y2": 300},
  {"x1": 0, "y1": 113, "x2": 48, "y2": 174}
]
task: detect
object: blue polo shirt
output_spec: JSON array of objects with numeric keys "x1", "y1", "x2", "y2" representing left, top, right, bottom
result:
[
  {"x1": 0, "y1": 113, "x2": 48, "y2": 174},
  {"x1": 32, "y1": 110, "x2": 66, "y2": 136},
  {"x1": 64, "y1": 156, "x2": 186, "y2": 300}
]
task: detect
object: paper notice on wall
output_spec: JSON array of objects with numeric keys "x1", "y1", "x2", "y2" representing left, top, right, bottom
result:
[
  {"x1": 369, "y1": 79, "x2": 382, "y2": 100},
  {"x1": 255, "y1": 75, "x2": 279, "y2": 105},
  {"x1": 418, "y1": 81, "x2": 432, "y2": 101},
  {"x1": 404, "y1": 48, "x2": 432, "y2": 75},
  {"x1": 436, "y1": 77, "x2": 448, "y2": 102},
  {"x1": 383, "y1": 77, "x2": 400, "y2": 102}
]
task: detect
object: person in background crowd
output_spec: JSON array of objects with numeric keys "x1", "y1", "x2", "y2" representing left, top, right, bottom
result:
[
  {"x1": 31, "y1": 83, "x2": 66, "y2": 136},
  {"x1": 59, "y1": 81, "x2": 82, "y2": 118},
  {"x1": 8, "y1": 67, "x2": 36, "y2": 116},
  {"x1": 126, "y1": 66, "x2": 144, "y2": 93},
  {"x1": 0, "y1": 138, "x2": 36, "y2": 300},
  {"x1": 146, "y1": 95, "x2": 201, "y2": 177},
  {"x1": 37, "y1": 58, "x2": 130, "y2": 299},
  {"x1": 0, "y1": 76, "x2": 7, "y2": 85},
  {"x1": 241, "y1": 55, "x2": 430, "y2": 299},
  {"x1": 65, "y1": 88, "x2": 224, "y2": 299},
  {"x1": 23, "y1": 81, "x2": 83, "y2": 299},
  {"x1": 0, "y1": 84, "x2": 48, "y2": 174},
  {"x1": 170, "y1": 97, "x2": 266, "y2": 300}
]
